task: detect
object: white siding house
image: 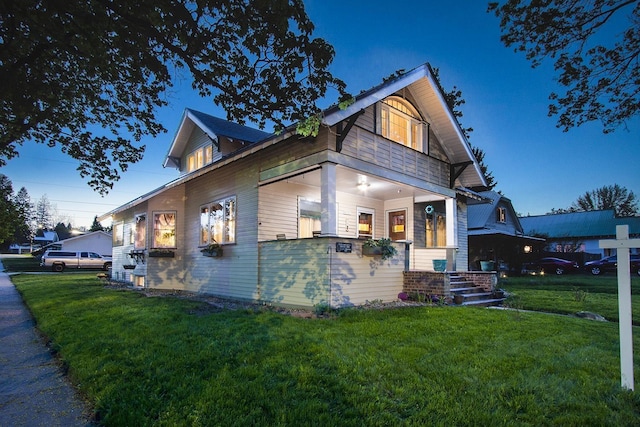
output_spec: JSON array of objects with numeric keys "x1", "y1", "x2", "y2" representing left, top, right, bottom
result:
[{"x1": 100, "y1": 63, "x2": 486, "y2": 308}]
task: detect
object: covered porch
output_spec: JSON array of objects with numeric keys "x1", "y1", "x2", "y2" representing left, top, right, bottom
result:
[{"x1": 257, "y1": 160, "x2": 462, "y2": 272}]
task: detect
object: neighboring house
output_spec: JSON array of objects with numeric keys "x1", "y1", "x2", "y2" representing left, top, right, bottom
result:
[
  {"x1": 519, "y1": 210, "x2": 640, "y2": 258},
  {"x1": 99, "y1": 63, "x2": 487, "y2": 308},
  {"x1": 40, "y1": 231, "x2": 113, "y2": 257},
  {"x1": 33, "y1": 231, "x2": 59, "y2": 247},
  {"x1": 467, "y1": 191, "x2": 543, "y2": 273}
]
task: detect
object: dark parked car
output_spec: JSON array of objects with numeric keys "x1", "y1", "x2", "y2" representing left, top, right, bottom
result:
[
  {"x1": 584, "y1": 254, "x2": 640, "y2": 276},
  {"x1": 528, "y1": 257, "x2": 580, "y2": 275}
]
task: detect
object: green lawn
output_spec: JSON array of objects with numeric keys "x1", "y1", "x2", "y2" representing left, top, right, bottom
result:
[
  {"x1": 8, "y1": 270, "x2": 640, "y2": 426},
  {"x1": 500, "y1": 274, "x2": 640, "y2": 324}
]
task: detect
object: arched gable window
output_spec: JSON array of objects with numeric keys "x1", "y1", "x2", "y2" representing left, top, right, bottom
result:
[{"x1": 379, "y1": 96, "x2": 426, "y2": 151}]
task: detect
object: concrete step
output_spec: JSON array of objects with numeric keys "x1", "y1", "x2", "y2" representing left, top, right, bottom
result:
[{"x1": 461, "y1": 298, "x2": 506, "y2": 307}]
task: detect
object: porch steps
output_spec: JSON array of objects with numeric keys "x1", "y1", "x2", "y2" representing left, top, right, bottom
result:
[{"x1": 450, "y1": 275, "x2": 505, "y2": 307}]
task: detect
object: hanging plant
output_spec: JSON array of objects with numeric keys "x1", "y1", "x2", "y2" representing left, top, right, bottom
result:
[{"x1": 362, "y1": 238, "x2": 397, "y2": 260}]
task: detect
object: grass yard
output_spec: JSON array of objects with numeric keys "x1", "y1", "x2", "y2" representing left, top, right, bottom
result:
[
  {"x1": 500, "y1": 274, "x2": 640, "y2": 324},
  {"x1": 8, "y1": 270, "x2": 640, "y2": 426}
]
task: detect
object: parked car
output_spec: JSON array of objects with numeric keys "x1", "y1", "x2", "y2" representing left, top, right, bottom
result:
[
  {"x1": 584, "y1": 254, "x2": 640, "y2": 276},
  {"x1": 527, "y1": 257, "x2": 580, "y2": 275},
  {"x1": 40, "y1": 250, "x2": 112, "y2": 272}
]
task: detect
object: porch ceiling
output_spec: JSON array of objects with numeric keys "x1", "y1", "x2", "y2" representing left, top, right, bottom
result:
[{"x1": 287, "y1": 166, "x2": 445, "y2": 201}]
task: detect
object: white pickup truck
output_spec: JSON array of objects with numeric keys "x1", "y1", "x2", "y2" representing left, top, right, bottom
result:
[{"x1": 40, "y1": 250, "x2": 112, "y2": 272}]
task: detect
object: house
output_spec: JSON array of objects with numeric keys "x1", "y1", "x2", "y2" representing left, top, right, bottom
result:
[
  {"x1": 99, "y1": 63, "x2": 488, "y2": 308},
  {"x1": 520, "y1": 210, "x2": 640, "y2": 258},
  {"x1": 33, "y1": 231, "x2": 59, "y2": 247},
  {"x1": 467, "y1": 191, "x2": 543, "y2": 274},
  {"x1": 39, "y1": 231, "x2": 113, "y2": 257}
]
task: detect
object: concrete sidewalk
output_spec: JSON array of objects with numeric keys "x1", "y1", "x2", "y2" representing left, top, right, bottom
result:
[{"x1": 0, "y1": 261, "x2": 94, "y2": 426}]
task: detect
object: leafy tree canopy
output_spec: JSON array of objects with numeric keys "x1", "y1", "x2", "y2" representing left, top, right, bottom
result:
[
  {"x1": 572, "y1": 184, "x2": 638, "y2": 217},
  {"x1": 488, "y1": 0, "x2": 640, "y2": 133},
  {"x1": 550, "y1": 184, "x2": 638, "y2": 216},
  {"x1": 1, "y1": 0, "x2": 347, "y2": 195},
  {"x1": 90, "y1": 216, "x2": 105, "y2": 232}
]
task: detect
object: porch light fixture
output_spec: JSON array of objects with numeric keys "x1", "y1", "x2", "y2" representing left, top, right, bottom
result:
[{"x1": 357, "y1": 177, "x2": 370, "y2": 191}]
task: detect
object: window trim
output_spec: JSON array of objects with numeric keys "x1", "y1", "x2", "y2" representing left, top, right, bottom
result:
[
  {"x1": 497, "y1": 207, "x2": 507, "y2": 224},
  {"x1": 357, "y1": 207, "x2": 375, "y2": 240},
  {"x1": 199, "y1": 196, "x2": 237, "y2": 246},
  {"x1": 134, "y1": 213, "x2": 147, "y2": 249},
  {"x1": 113, "y1": 221, "x2": 124, "y2": 247},
  {"x1": 378, "y1": 96, "x2": 426, "y2": 151},
  {"x1": 152, "y1": 211, "x2": 177, "y2": 249}
]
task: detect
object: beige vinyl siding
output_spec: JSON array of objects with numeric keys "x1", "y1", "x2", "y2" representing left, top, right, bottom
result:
[
  {"x1": 111, "y1": 204, "x2": 149, "y2": 283},
  {"x1": 181, "y1": 159, "x2": 260, "y2": 301},
  {"x1": 259, "y1": 238, "x2": 404, "y2": 308},
  {"x1": 181, "y1": 128, "x2": 213, "y2": 172},
  {"x1": 143, "y1": 185, "x2": 185, "y2": 290}
]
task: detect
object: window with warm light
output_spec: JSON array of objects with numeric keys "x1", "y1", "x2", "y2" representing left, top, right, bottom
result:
[
  {"x1": 425, "y1": 203, "x2": 446, "y2": 248},
  {"x1": 357, "y1": 208, "x2": 374, "y2": 239},
  {"x1": 200, "y1": 196, "x2": 236, "y2": 245},
  {"x1": 379, "y1": 97, "x2": 425, "y2": 150},
  {"x1": 187, "y1": 145, "x2": 213, "y2": 172},
  {"x1": 152, "y1": 212, "x2": 176, "y2": 248},
  {"x1": 388, "y1": 210, "x2": 407, "y2": 241}
]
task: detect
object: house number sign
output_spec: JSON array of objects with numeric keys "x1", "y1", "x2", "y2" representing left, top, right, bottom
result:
[{"x1": 335, "y1": 242, "x2": 352, "y2": 253}]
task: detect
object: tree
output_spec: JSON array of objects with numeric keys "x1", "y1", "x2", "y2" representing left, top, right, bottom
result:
[
  {"x1": 571, "y1": 184, "x2": 638, "y2": 217},
  {"x1": 0, "y1": 175, "x2": 20, "y2": 245},
  {"x1": 35, "y1": 195, "x2": 53, "y2": 231},
  {"x1": 1, "y1": 0, "x2": 347, "y2": 195},
  {"x1": 12, "y1": 187, "x2": 33, "y2": 244},
  {"x1": 89, "y1": 216, "x2": 105, "y2": 232},
  {"x1": 54, "y1": 222, "x2": 72, "y2": 240},
  {"x1": 431, "y1": 67, "x2": 498, "y2": 190},
  {"x1": 488, "y1": 1, "x2": 640, "y2": 133}
]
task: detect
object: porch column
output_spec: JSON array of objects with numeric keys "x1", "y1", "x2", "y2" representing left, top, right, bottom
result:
[
  {"x1": 321, "y1": 162, "x2": 338, "y2": 236},
  {"x1": 446, "y1": 197, "x2": 458, "y2": 270}
]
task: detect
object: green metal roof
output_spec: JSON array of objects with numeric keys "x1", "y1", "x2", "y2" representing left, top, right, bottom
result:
[{"x1": 519, "y1": 210, "x2": 640, "y2": 239}]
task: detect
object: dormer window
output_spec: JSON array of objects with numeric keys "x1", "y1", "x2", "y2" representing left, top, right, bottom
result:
[
  {"x1": 497, "y1": 207, "x2": 506, "y2": 223},
  {"x1": 186, "y1": 144, "x2": 213, "y2": 173},
  {"x1": 379, "y1": 96, "x2": 425, "y2": 150}
]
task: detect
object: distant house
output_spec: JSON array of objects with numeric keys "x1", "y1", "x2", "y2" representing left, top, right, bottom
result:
[
  {"x1": 33, "y1": 231, "x2": 59, "y2": 247},
  {"x1": 467, "y1": 191, "x2": 543, "y2": 273},
  {"x1": 42, "y1": 231, "x2": 113, "y2": 257},
  {"x1": 99, "y1": 63, "x2": 489, "y2": 308},
  {"x1": 519, "y1": 210, "x2": 640, "y2": 258}
]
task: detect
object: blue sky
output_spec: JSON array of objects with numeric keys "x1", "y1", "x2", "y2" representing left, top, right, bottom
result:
[{"x1": 2, "y1": 1, "x2": 638, "y2": 229}]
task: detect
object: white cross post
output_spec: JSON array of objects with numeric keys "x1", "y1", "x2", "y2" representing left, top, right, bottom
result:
[{"x1": 600, "y1": 225, "x2": 640, "y2": 391}]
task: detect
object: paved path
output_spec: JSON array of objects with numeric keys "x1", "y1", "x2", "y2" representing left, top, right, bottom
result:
[{"x1": 0, "y1": 260, "x2": 94, "y2": 426}]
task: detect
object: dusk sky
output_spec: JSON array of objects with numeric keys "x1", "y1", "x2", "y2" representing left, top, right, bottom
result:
[{"x1": 2, "y1": 1, "x2": 638, "y2": 229}]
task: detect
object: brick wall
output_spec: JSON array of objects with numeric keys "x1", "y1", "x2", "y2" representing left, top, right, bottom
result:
[{"x1": 402, "y1": 271, "x2": 498, "y2": 297}]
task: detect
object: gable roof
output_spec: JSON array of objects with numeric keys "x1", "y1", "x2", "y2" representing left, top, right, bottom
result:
[
  {"x1": 324, "y1": 63, "x2": 486, "y2": 189},
  {"x1": 163, "y1": 108, "x2": 272, "y2": 168},
  {"x1": 466, "y1": 191, "x2": 539, "y2": 239},
  {"x1": 520, "y1": 210, "x2": 640, "y2": 239}
]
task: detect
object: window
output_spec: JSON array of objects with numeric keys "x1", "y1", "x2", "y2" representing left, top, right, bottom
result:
[
  {"x1": 388, "y1": 210, "x2": 407, "y2": 241},
  {"x1": 425, "y1": 204, "x2": 446, "y2": 248},
  {"x1": 298, "y1": 198, "x2": 321, "y2": 238},
  {"x1": 187, "y1": 146, "x2": 211, "y2": 172},
  {"x1": 134, "y1": 214, "x2": 146, "y2": 249},
  {"x1": 152, "y1": 212, "x2": 176, "y2": 248},
  {"x1": 379, "y1": 97, "x2": 425, "y2": 150},
  {"x1": 200, "y1": 196, "x2": 236, "y2": 245},
  {"x1": 497, "y1": 207, "x2": 506, "y2": 223},
  {"x1": 113, "y1": 222, "x2": 124, "y2": 247},
  {"x1": 357, "y1": 207, "x2": 374, "y2": 239}
]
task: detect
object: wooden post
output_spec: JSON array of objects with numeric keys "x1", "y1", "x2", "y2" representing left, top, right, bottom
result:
[{"x1": 599, "y1": 225, "x2": 640, "y2": 391}]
